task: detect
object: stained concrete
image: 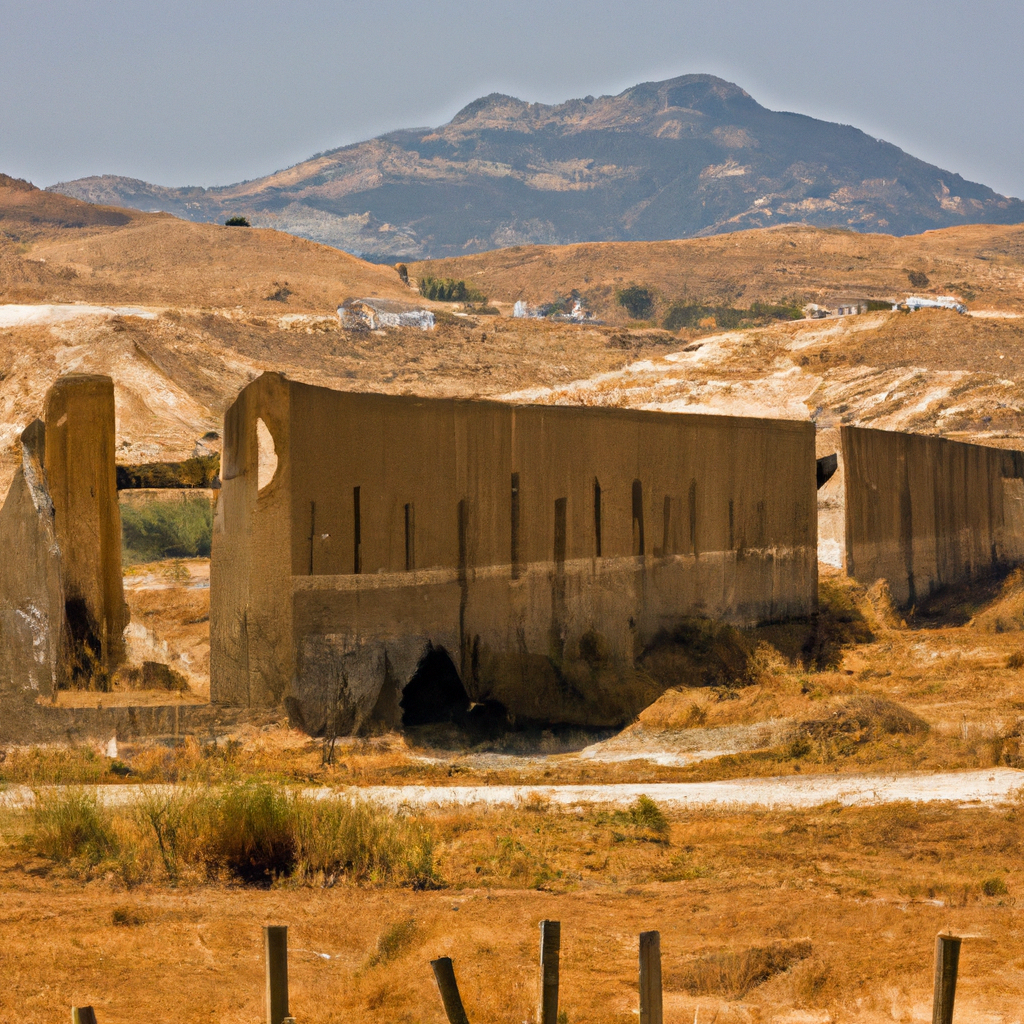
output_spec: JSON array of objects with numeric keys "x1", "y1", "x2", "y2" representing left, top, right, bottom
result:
[
  {"x1": 0, "y1": 420, "x2": 63, "y2": 701},
  {"x1": 840, "y1": 425, "x2": 1024, "y2": 606},
  {"x1": 211, "y1": 373, "x2": 818, "y2": 731},
  {"x1": 0, "y1": 375, "x2": 127, "y2": 717},
  {"x1": 43, "y1": 375, "x2": 127, "y2": 678}
]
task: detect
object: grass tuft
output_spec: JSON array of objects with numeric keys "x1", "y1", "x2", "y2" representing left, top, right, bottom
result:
[{"x1": 32, "y1": 788, "x2": 116, "y2": 865}]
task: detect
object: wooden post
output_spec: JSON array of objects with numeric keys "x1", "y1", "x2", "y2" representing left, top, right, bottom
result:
[
  {"x1": 933, "y1": 934, "x2": 962, "y2": 1024},
  {"x1": 71, "y1": 1009, "x2": 98, "y2": 1024},
  {"x1": 431, "y1": 956, "x2": 471, "y2": 1024},
  {"x1": 639, "y1": 931, "x2": 663, "y2": 1024},
  {"x1": 264, "y1": 925, "x2": 289, "y2": 1024},
  {"x1": 538, "y1": 920, "x2": 561, "y2": 1024}
]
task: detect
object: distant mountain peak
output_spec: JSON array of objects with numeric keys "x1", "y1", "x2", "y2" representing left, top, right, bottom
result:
[
  {"x1": 49, "y1": 73, "x2": 1024, "y2": 261},
  {"x1": 450, "y1": 93, "x2": 532, "y2": 124}
]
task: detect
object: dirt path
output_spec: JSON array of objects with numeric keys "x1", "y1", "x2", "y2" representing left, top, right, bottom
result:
[{"x1": 5, "y1": 767, "x2": 1021, "y2": 810}]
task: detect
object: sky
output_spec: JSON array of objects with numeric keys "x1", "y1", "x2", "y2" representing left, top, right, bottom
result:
[{"x1": 1, "y1": 0, "x2": 1022, "y2": 198}]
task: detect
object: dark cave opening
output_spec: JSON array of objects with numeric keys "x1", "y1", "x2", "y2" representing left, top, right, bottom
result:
[{"x1": 400, "y1": 645, "x2": 470, "y2": 726}]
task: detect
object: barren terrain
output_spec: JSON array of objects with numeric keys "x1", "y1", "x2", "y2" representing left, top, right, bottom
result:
[{"x1": 5, "y1": 180, "x2": 1024, "y2": 1023}]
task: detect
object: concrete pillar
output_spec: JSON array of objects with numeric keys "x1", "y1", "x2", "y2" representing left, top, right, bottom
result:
[{"x1": 43, "y1": 375, "x2": 126, "y2": 683}]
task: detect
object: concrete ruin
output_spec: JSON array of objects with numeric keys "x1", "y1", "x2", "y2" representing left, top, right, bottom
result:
[
  {"x1": 210, "y1": 373, "x2": 818, "y2": 732},
  {"x1": 0, "y1": 375, "x2": 127, "y2": 702},
  {"x1": 818, "y1": 425, "x2": 1024, "y2": 606},
  {"x1": 337, "y1": 298, "x2": 435, "y2": 331}
]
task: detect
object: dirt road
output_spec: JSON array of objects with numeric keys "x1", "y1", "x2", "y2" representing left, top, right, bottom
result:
[{"x1": 4, "y1": 767, "x2": 1021, "y2": 810}]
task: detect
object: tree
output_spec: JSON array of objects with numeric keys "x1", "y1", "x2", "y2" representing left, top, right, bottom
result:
[
  {"x1": 616, "y1": 285, "x2": 655, "y2": 319},
  {"x1": 225, "y1": 216, "x2": 251, "y2": 227}
]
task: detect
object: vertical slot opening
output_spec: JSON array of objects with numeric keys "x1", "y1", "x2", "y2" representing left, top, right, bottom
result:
[
  {"x1": 632, "y1": 479, "x2": 644, "y2": 557},
  {"x1": 511, "y1": 472, "x2": 520, "y2": 577},
  {"x1": 353, "y1": 486, "x2": 361, "y2": 574},
  {"x1": 458, "y1": 499, "x2": 469, "y2": 575},
  {"x1": 404, "y1": 502, "x2": 415, "y2": 571},
  {"x1": 554, "y1": 497, "x2": 567, "y2": 565},
  {"x1": 728, "y1": 498, "x2": 735, "y2": 550},
  {"x1": 688, "y1": 479, "x2": 698, "y2": 555},
  {"x1": 308, "y1": 500, "x2": 316, "y2": 575},
  {"x1": 662, "y1": 495, "x2": 672, "y2": 557},
  {"x1": 593, "y1": 478, "x2": 602, "y2": 557}
]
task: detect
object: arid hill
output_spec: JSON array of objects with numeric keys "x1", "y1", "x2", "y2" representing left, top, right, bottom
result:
[
  {"x1": 48, "y1": 75, "x2": 1024, "y2": 260},
  {"x1": 0, "y1": 174, "x2": 411, "y2": 311},
  {"x1": 3, "y1": 173, "x2": 1024, "y2": 504},
  {"x1": 410, "y1": 222, "x2": 1024, "y2": 322}
]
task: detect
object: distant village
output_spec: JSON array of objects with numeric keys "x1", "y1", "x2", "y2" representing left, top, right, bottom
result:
[{"x1": 335, "y1": 290, "x2": 968, "y2": 332}]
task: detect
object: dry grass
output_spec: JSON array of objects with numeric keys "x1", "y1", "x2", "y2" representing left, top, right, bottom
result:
[
  {"x1": 411, "y1": 221, "x2": 1024, "y2": 323},
  {"x1": 2, "y1": 796, "x2": 1024, "y2": 1022}
]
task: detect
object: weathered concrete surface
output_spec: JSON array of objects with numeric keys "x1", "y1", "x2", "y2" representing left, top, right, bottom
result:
[
  {"x1": 0, "y1": 420, "x2": 63, "y2": 703},
  {"x1": 212, "y1": 373, "x2": 818, "y2": 731},
  {"x1": 841, "y1": 425, "x2": 1024, "y2": 606},
  {"x1": 0, "y1": 376, "x2": 128, "y2": 722},
  {"x1": 43, "y1": 375, "x2": 127, "y2": 679}
]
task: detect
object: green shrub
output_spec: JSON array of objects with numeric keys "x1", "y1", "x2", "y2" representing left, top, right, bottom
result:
[
  {"x1": 225, "y1": 216, "x2": 250, "y2": 227},
  {"x1": 121, "y1": 493, "x2": 213, "y2": 563},
  {"x1": 982, "y1": 876, "x2": 1008, "y2": 897},
  {"x1": 663, "y1": 301, "x2": 802, "y2": 331},
  {"x1": 747, "y1": 300, "x2": 804, "y2": 321},
  {"x1": 866, "y1": 299, "x2": 894, "y2": 311},
  {"x1": 629, "y1": 795, "x2": 669, "y2": 836},
  {"x1": 33, "y1": 789, "x2": 116, "y2": 864},
  {"x1": 212, "y1": 784, "x2": 296, "y2": 883},
  {"x1": 418, "y1": 276, "x2": 486, "y2": 303},
  {"x1": 30, "y1": 783, "x2": 442, "y2": 889},
  {"x1": 616, "y1": 285, "x2": 655, "y2": 319}
]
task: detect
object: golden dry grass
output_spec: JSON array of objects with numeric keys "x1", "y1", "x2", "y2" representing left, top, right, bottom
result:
[
  {"x1": 410, "y1": 221, "x2": 1024, "y2": 322},
  {"x1": 0, "y1": 177, "x2": 411, "y2": 311},
  {"x1": 2, "y1": 797, "x2": 1024, "y2": 1023}
]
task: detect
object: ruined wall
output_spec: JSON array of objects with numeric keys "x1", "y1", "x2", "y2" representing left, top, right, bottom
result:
[
  {"x1": 0, "y1": 375, "x2": 127, "y2": 708},
  {"x1": 0, "y1": 420, "x2": 63, "y2": 702},
  {"x1": 842, "y1": 426, "x2": 1024, "y2": 606},
  {"x1": 211, "y1": 374, "x2": 818, "y2": 729},
  {"x1": 43, "y1": 375, "x2": 127, "y2": 678}
]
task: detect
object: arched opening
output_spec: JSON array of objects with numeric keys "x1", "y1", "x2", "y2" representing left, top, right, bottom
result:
[{"x1": 400, "y1": 644, "x2": 470, "y2": 726}]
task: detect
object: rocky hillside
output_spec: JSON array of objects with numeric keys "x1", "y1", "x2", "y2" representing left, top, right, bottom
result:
[{"x1": 48, "y1": 75, "x2": 1024, "y2": 261}]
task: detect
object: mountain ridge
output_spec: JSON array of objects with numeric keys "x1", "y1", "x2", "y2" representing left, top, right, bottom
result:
[{"x1": 48, "y1": 74, "x2": 1024, "y2": 260}]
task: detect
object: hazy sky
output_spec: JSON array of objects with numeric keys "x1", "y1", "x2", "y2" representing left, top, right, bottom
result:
[{"x1": 2, "y1": 0, "x2": 1022, "y2": 198}]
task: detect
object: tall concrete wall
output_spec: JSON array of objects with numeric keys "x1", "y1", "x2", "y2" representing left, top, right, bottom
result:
[
  {"x1": 211, "y1": 373, "x2": 818, "y2": 730},
  {"x1": 43, "y1": 375, "x2": 127, "y2": 677},
  {"x1": 0, "y1": 375, "x2": 127, "y2": 704},
  {"x1": 0, "y1": 420, "x2": 63, "y2": 701},
  {"x1": 841, "y1": 425, "x2": 1024, "y2": 606}
]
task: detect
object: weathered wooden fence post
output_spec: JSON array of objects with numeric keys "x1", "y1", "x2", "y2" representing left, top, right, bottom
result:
[
  {"x1": 264, "y1": 925, "x2": 289, "y2": 1024},
  {"x1": 639, "y1": 930, "x2": 663, "y2": 1024},
  {"x1": 933, "y1": 933, "x2": 962, "y2": 1024},
  {"x1": 538, "y1": 919, "x2": 561, "y2": 1024},
  {"x1": 431, "y1": 956, "x2": 471, "y2": 1024},
  {"x1": 71, "y1": 1008, "x2": 98, "y2": 1024}
]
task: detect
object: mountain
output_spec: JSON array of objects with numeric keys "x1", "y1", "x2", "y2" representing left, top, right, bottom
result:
[{"x1": 47, "y1": 75, "x2": 1024, "y2": 261}]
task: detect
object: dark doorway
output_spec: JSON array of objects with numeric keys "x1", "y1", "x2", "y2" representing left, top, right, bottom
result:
[{"x1": 400, "y1": 645, "x2": 470, "y2": 726}]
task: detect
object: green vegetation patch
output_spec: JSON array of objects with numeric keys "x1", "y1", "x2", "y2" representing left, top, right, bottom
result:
[
  {"x1": 121, "y1": 493, "x2": 214, "y2": 563},
  {"x1": 418, "y1": 276, "x2": 486, "y2": 303},
  {"x1": 663, "y1": 300, "x2": 804, "y2": 331}
]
